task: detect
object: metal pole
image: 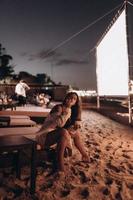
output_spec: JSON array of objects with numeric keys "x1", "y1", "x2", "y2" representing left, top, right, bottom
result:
[
  {"x1": 124, "y1": 0, "x2": 132, "y2": 123},
  {"x1": 97, "y1": 95, "x2": 100, "y2": 109},
  {"x1": 128, "y1": 94, "x2": 132, "y2": 123}
]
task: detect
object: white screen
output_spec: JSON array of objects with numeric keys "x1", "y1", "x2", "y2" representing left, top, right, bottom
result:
[{"x1": 96, "y1": 9, "x2": 129, "y2": 96}]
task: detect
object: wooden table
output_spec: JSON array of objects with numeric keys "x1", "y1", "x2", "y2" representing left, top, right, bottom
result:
[{"x1": 0, "y1": 135, "x2": 37, "y2": 194}]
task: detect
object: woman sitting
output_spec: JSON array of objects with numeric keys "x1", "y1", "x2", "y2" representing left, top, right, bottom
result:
[
  {"x1": 36, "y1": 93, "x2": 50, "y2": 107},
  {"x1": 36, "y1": 92, "x2": 88, "y2": 172}
]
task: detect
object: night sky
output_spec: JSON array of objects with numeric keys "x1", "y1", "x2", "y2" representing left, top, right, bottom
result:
[{"x1": 0, "y1": 0, "x2": 132, "y2": 89}]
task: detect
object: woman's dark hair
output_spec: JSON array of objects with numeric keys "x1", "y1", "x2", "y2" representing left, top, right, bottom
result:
[{"x1": 63, "y1": 92, "x2": 82, "y2": 127}]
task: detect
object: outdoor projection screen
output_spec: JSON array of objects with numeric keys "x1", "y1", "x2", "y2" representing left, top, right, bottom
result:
[{"x1": 96, "y1": 9, "x2": 129, "y2": 96}]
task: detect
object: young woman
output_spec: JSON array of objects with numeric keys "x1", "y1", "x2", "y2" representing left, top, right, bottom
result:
[{"x1": 36, "y1": 92, "x2": 88, "y2": 171}]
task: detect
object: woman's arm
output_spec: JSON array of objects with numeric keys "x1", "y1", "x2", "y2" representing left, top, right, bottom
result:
[
  {"x1": 55, "y1": 106, "x2": 71, "y2": 128},
  {"x1": 38, "y1": 104, "x2": 64, "y2": 132}
]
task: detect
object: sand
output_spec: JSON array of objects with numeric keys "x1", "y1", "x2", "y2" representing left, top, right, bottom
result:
[{"x1": 0, "y1": 109, "x2": 133, "y2": 200}]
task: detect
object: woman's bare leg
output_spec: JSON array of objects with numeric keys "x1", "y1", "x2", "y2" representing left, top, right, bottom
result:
[
  {"x1": 73, "y1": 132, "x2": 88, "y2": 161},
  {"x1": 57, "y1": 129, "x2": 70, "y2": 171}
]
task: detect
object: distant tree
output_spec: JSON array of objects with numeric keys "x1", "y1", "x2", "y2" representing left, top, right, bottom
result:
[
  {"x1": 0, "y1": 65, "x2": 14, "y2": 80},
  {"x1": 0, "y1": 44, "x2": 14, "y2": 81},
  {"x1": 35, "y1": 73, "x2": 56, "y2": 85},
  {"x1": 11, "y1": 70, "x2": 56, "y2": 85},
  {"x1": 1, "y1": 54, "x2": 12, "y2": 66},
  {"x1": 47, "y1": 76, "x2": 56, "y2": 85},
  {"x1": 0, "y1": 44, "x2": 57, "y2": 84},
  {"x1": 35, "y1": 73, "x2": 47, "y2": 84},
  {"x1": 18, "y1": 71, "x2": 32, "y2": 79},
  {"x1": 17, "y1": 71, "x2": 36, "y2": 83}
]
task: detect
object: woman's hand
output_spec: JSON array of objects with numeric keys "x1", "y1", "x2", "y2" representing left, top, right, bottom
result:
[{"x1": 74, "y1": 121, "x2": 81, "y2": 129}]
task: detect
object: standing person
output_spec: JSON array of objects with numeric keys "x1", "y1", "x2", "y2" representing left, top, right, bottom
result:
[
  {"x1": 36, "y1": 92, "x2": 88, "y2": 172},
  {"x1": 15, "y1": 80, "x2": 30, "y2": 106}
]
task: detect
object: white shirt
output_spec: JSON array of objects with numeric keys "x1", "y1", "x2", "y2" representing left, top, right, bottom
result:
[{"x1": 15, "y1": 82, "x2": 30, "y2": 97}]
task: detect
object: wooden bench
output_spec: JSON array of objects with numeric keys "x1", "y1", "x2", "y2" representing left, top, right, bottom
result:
[
  {"x1": 0, "y1": 115, "x2": 36, "y2": 127},
  {"x1": 0, "y1": 135, "x2": 37, "y2": 194},
  {"x1": 0, "y1": 126, "x2": 39, "y2": 138},
  {"x1": 0, "y1": 116, "x2": 10, "y2": 127}
]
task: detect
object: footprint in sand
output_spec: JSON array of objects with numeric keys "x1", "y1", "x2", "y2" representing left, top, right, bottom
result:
[
  {"x1": 127, "y1": 183, "x2": 133, "y2": 190},
  {"x1": 122, "y1": 153, "x2": 131, "y2": 159},
  {"x1": 91, "y1": 175, "x2": 99, "y2": 185},
  {"x1": 71, "y1": 166, "x2": 79, "y2": 176},
  {"x1": 105, "y1": 145, "x2": 112, "y2": 151},
  {"x1": 40, "y1": 180, "x2": 53, "y2": 191},
  {"x1": 115, "y1": 180, "x2": 122, "y2": 191},
  {"x1": 80, "y1": 187, "x2": 90, "y2": 199},
  {"x1": 60, "y1": 189, "x2": 70, "y2": 197},
  {"x1": 104, "y1": 177, "x2": 113, "y2": 185},
  {"x1": 102, "y1": 187, "x2": 110, "y2": 196},
  {"x1": 115, "y1": 192, "x2": 122, "y2": 200},
  {"x1": 78, "y1": 170, "x2": 91, "y2": 184},
  {"x1": 93, "y1": 152, "x2": 100, "y2": 160},
  {"x1": 106, "y1": 163, "x2": 121, "y2": 173}
]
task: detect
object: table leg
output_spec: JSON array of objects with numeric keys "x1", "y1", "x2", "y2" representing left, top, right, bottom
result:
[
  {"x1": 14, "y1": 150, "x2": 21, "y2": 179},
  {"x1": 30, "y1": 142, "x2": 37, "y2": 194}
]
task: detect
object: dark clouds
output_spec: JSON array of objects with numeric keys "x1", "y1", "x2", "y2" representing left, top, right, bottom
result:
[
  {"x1": 27, "y1": 49, "x2": 61, "y2": 61},
  {"x1": 21, "y1": 48, "x2": 88, "y2": 67},
  {"x1": 56, "y1": 58, "x2": 88, "y2": 66}
]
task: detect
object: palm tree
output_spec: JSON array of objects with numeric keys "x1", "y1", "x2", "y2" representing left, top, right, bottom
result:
[{"x1": 0, "y1": 44, "x2": 14, "y2": 82}]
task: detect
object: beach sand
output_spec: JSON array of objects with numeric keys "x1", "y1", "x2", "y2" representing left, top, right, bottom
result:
[{"x1": 0, "y1": 109, "x2": 133, "y2": 200}]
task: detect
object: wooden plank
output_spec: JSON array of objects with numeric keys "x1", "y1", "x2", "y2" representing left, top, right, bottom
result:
[
  {"x1": 0, "y1": 110, "x2": 50, "y2": 117},
  {"x1": 0, "y1": 126, "x2": 40, "y2": 137}
]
